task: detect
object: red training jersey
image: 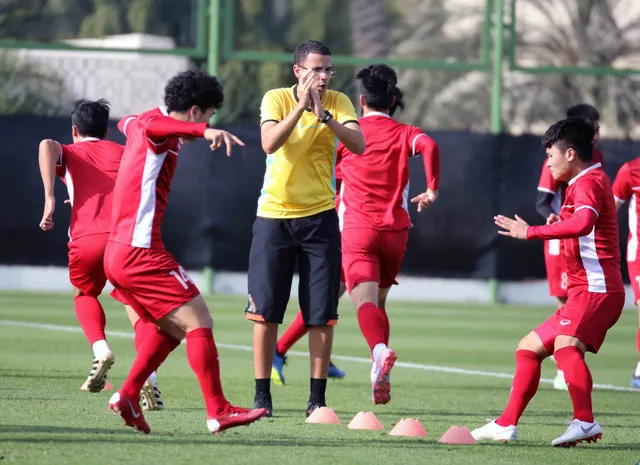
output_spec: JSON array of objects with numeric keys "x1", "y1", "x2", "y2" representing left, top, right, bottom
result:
[
  {"x1": 338, "y1": 112, "x2": 440, "y2": 231},
  {"x1": 109, "y1": 107, "x2": 208, "y2": 248},
  {"x1": 55, "y1": 138, "x2": 124, "y2": 241},
  {"x1": 537, "y1": 149, "x2": 604, "y2": 212},
  {"x1": 612, "y1": 157, "x2": 640, "y2": 263},
  {"x1": 530, "y1": 163, "x2": 623, "y2": 293}
]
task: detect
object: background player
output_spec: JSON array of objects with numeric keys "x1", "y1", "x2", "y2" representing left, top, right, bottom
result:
[
  {"x1": 474, "y1": 117, "x2": 624, "y2": 447},
  {"x1": 38, "y1": 99, "x2": 123, "y2": 393},
  {"x1": 535, "y1": 103, "x2": 602, "y2": 390},
  {"x1": 39, "y1": 99, "x2": 168, "y2": 410},
  {"x1": 249, "y1": 40, "x2": 364, "y2": 418},
  {"x1": 612, "y1": 156, "x2": 640, "y2": 388},
  {"x1": 339, "y1": 64, "x2": 439, "y2": 404},
  {"x1": 105, "y1": 69, "x2": 266, "y2": 434},
  {"x1": 271, "y1": 83, "x2": 410, "y2": 388}
]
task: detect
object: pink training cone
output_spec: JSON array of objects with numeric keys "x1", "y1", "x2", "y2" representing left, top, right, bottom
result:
[
  {"x1": 388, "y1": 418, "x2": 428, "y2": 437},
  {"x1": 103, "y1": 380, "x2": 113, "y2": 391},
  {"x1": 438, "y1": 425, "x2": 477, "y2": 445},
  {"x1": 305, "y1": 407, "x2": 342, "y2": 424},
  {"x1": 348, "y1": 412, "x2": 385, "y2": 430}
]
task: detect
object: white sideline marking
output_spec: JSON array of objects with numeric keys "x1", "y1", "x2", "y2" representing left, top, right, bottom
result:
[{"x1": 1, "y1": 319, "x2": 638, "y2": 393}]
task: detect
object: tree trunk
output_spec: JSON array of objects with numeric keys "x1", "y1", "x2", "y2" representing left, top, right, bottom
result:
[{"x1": 349, "y1": 0, "x2": 389, "y2": 57}]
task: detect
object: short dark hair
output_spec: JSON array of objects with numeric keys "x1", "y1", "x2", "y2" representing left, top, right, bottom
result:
[
  {"x1": 542, "y1": 117, "x2": 595, "y2": 162},
  {"x1": 566, "y1": 103, "x2": 600, "y2": 122},
  {"x1": 356, "y1": 64, "x2": 404, "y2": 115},
  {"x1": 71, "y1": 99, "x2": 110, "y2": 138},
  {"x1": 293, "y1": 40, "x2": 332, "y2": 65},
  {"x1": 164, "y1": 68, "x2": 224, "y2": 113}
]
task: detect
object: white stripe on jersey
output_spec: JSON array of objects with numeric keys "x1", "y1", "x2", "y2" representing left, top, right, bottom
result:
[
  {"x1": 402, "y1": 182, "x2": 410, "y2": 215},
  {"x1": 579, "y1": 227, "x2": 607, "y2": 293},
  {"x1": 338, "y1": 181, "x2": 346, "y2": 232},
  {"x1": 548, "y1": 239, "x2": 561, "y2": 256},
  {"x1": 629, "y1": 195, "x2": 638, "y2": 262},
  {"x1": 131, "y1": 149, "x2": 167, "y2": 248},
  {"x1": 411, "y1": 134, "x2": 427, "y2": 157},
  {"x1": 64, "y1": 170, "x2": 75, "y2": 241}
]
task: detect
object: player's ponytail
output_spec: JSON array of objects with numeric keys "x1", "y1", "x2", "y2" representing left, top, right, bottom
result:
[
  {"x1": 356, "y1": 64, "x2": 401, "y2": 114},
  {"x1": 390, "y1": 87, "x2": 405, "y2": 117}
]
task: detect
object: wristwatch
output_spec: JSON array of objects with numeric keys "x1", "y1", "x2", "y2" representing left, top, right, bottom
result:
[{"x1": 319, "y1": 109, "x2": 333, "y2": 123}]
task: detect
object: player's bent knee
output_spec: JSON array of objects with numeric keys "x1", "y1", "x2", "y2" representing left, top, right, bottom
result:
[
  {"x1": 517, "y1": 331, "x2": 549, "y2": 356},
  {"x1": 554, "y1": 335, "x2": 586, "y2": 352},
  {"x1": 378, "y1": 287, "x2": 391, "y2": 309},
  {"x1": 350, "y1": 281, "x2": 379, "y2": 309},
  {"x1": 162, "y1": 295, "x2": 213, "y2": 332}
]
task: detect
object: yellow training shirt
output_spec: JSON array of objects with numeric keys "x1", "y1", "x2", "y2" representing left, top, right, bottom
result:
[{"x1": 258, "y1": 85, "x2": 358, "y2": 219}]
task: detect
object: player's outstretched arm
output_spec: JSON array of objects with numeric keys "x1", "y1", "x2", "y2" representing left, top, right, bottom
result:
[
  {"x1": 145, "y1": 117, "x2": 209, "y2": 140},
  {"x1": 38, "y1": 139, "x2": 61, "y2": 231},
  {"x1": 496, "y1": 208, "x2": 597, "y2": 241},
  {"x1": 203, "y1": 127, "x2": 245, "y2": 157}
]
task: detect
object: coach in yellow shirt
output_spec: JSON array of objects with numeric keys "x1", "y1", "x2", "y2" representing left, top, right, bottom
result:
[{"x1": 246, "y1": 40, "x2": 365, "y2": 418}]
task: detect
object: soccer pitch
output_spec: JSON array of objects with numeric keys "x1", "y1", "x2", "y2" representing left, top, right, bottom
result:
[{"x1": 1, "y1": 291, "x2": 639, "y2": 465}]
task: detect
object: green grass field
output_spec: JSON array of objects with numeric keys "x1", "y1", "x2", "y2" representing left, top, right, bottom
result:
[{"x1": 1, "y1": 291, "x2": 639, "y2": 465}]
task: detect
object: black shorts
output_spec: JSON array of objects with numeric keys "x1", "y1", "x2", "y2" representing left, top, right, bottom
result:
[{"x1": 245, "y1": 209, "x2": 341, "y2": 326}]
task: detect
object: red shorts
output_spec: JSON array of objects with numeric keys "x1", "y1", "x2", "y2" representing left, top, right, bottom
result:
[
  {"x1": 534, "y1": 290, "x2": 624, "y2": 354},
  {"x1": 104, "y1": 241, "x2": 200, "y2": 321},
  {"x1": 341, "y1": 227, "x2": 409, "y2": 293},
  {"x1": 68, "y1": 233, "x2": 109, "y2": 297},
  {"x1": 628, "y1": 259, "x2": 640, "y2": 302},
  {"x1": 544, "y1": 239, "x2": 567, "y2": 298}
]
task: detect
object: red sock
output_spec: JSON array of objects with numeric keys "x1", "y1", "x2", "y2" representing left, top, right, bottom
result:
[
  {"x1": 276, "y1": 311, "x2": 309, "y2": 356},
  {"x1": 120, "y1": 329, "x2": 180, "y2": 398},
  {"x1": 357, "y1": 302, "x2": 387, "y2": 352},
  {"x1": 380, "y1": 308, "x2": 390, "y2": 345},
  {"x1": 134, "y1": 318, "x2": 158, "y2": 353},
  {"x1": 186, "y1": 328, "x2": 228, "y2": 417},
  {"x1": 74, "y1": 295, "x2": 107, "y2": 345},
  {"x1": 554, "y1": 346, "x2": 594, "y2": 422},
  {"x1": 496, "y1": 350, "x2": 542, "y2": 427}
]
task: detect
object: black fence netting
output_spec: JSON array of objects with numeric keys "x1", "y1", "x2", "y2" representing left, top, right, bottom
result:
[{"x1": 2, "y1": 115, "x2": 637, "y2": 282}]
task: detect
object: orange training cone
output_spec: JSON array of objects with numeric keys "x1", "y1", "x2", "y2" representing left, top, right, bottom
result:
[
  {"x1": 305, "y1": 407, "x2": 342, "y2": 424},
  {"x1": 348, "y1": 412, "x2": 385, "y2": 430},
  {"x1": 388, "y1": 418, "x2": 427, "y2": 437},
  {"x1": 438, "y1": 425, "x2": 477, "y2": 445},
  {"x1": 103, "y1": 380, "x2": 113, "y2": 391}
]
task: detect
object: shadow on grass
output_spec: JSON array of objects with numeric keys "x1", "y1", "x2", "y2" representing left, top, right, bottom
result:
[{"x1": 1, "y1": 425, "x2": 639, "y2": 451}]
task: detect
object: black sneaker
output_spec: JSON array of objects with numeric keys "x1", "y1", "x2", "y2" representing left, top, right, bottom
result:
[
  {"x1": 254, "y1": 392, "x2": 273, "y2": 418},
  {"x1": 306, "y1": 398, "x2": 326, "y2": 418}
]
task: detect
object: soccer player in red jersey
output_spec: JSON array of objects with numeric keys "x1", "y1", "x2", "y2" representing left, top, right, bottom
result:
[
  {"x1": 104, "y1": 69, "x2": 267, "y2": 434},
  {"x1": 39, "y1": 99, "x2": 169, "y2": 410},
  {"x1": 38, "y1": 99, "x2": 124, "y2": 393},
  {"x1": 535, "y1": 104, "x2": 602, "y2": 391},
  {"x1": 339, "y1": 64, "x2": 440, "y2": 404},
  {"x1": 612, "y1": 156, "x2": 640, "y2": 388},
  {"x1": 473, "y1": 117, "x2": 624, "y2": 447}
]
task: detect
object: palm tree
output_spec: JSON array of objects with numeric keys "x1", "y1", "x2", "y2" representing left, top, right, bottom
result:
[
  {"x1": 349, "y1": 0, "x2": 390, "y2": 58},
  {"x1": 0, "y1": 51, "x2": 69, "y2": 115},
  {"x1": 388, "y1": 0, "x2": 490, "y2": 130},
  {"x1": 506, "y1": 0, "x2": 640, "y2": 138}
]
